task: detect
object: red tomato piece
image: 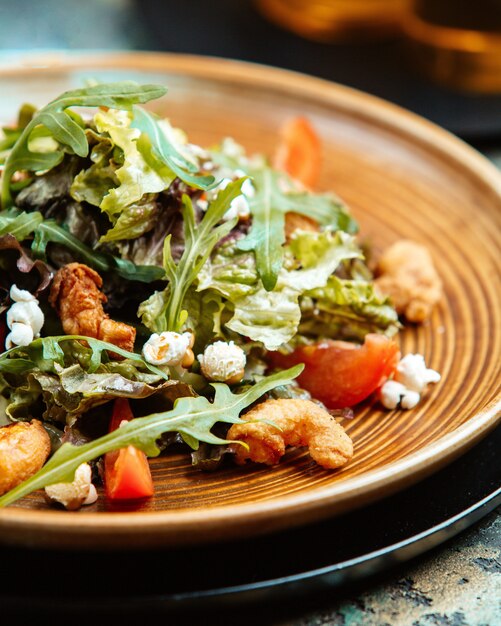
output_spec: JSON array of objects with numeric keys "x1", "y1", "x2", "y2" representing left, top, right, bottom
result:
[
  {"x1": 109, "y1": 397, "x2": 134, "y2": 432},
  {"x1": 274, "y1": 116, "x2": 322, "y2": 189},
  {"x1": 104, "y1": 399, "x2": 154, "y2": 501},
  {"x1": 268, "y1": 334, "x2": 400, "y2": 409}
]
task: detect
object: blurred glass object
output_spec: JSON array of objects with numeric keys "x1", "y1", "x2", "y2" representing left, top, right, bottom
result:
[
  {"x1": 403, "y1": 0, "x2": 501, "y2": 93},
  {"x1": 255, "y1": 0, "x2": 411, "y2": 42}
]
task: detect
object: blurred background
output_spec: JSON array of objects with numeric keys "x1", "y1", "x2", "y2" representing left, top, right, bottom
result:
[{"x1": 0, "y1": 0, "x2": 500, "y2": 150}]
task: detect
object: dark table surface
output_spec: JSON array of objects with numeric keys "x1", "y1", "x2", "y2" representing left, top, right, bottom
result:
[{"x1": 0, "y1": 1, "x2": 500, "y2": 624}]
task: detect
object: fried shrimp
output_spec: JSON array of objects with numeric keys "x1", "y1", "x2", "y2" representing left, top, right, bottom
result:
[
  {"x1": 227, "y1": 398, "x2": 353, "y2": 469},
  {"x1": 374, "y1": 240, "x2": 442, "y2": 323},
  {"x1": 49, "y1": 263, "x2": 136, "y2": 353},
  {"x1": 0, "y1": 420, "x2": 51, "y2": 495}
]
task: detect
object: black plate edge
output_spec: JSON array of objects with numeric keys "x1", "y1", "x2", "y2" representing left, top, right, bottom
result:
[{"x1": 4, "y1": 484, "x2": 499, "y2": 616}]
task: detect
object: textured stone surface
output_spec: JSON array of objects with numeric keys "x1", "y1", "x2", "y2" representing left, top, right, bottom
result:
[{"x1": 278, "y1": 508, "x2": 500, "y2": 626}]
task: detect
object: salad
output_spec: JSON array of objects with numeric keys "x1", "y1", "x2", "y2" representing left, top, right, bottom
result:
[{"x1": 0, "y1": 82, "x2": 441, "y2": 510}]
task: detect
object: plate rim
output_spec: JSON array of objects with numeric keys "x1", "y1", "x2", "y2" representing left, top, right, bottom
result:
[
  {"x1": 3, "y1": 432, "x2": 501, "y2": 611},
  {"x1": 0, "y1": 51, "x2": 500, "y2": 547},
  {"x1": 1, "y1": 50, "x2": 500, "y2": 188}
]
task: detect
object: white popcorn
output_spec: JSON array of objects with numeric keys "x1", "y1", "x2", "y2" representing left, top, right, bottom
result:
[
  {"x1": 205, "y1": 170, "x2": 255, "y2": 222},
  {"x1": 157, "y1": 119, "x2": 198, "y2": 168},
  {"x1": 198, "y1": 341, "x2": 246, "y2": 383},
  {"x1": 400, "y1": 389, "x2": 421, "y2": 410},
  {"x1": 222, "y1": 193, "x2": 250, "y2": 222},
  {"x1": 185, "y1": 142, "x2": 209, "y2": 160},
  {"x1": 379, "y1": 380, "x2": 406, "y2": 409},
  {"x1": 142, "y1": 331, "x2": 194, "y2": 367},
  {"x1": 5, "y1": 285, "x2": 44, "y2": 349},
  {"x1": 220, "y1": 137, "x2": 246, "y2": 159},
  {"x1": 394, "y1": 353, "x2": 441, "y2": 392},
  {"x1": 380, "y1": 353, "x2": 440, "y2": 410},
  {"x1": 380, "y1": 380, "x2": 421, "y2": 410},
  {"x1": 45, "y1": 463, "x2": 97, "y2": 510},
  {"x1": 6, "y1": 322, "x2": 34, "y2": 347}
]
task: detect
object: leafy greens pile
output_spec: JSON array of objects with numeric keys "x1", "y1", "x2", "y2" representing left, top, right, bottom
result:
[{"x1": 0, "y1": 81, "x2": 398, "y2": 506}]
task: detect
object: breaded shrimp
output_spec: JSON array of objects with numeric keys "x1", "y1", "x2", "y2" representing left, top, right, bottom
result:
[
  {"x1": 374, "y1": 240, "x2": 442, "y2": 323},
  {"x1": 49, "y1": 263, "x2": 136, "y2": 353},
  {"x1": 0, "y1": 420, "x2": 51, "y2": 495},
  {"x1": 228, "y1": 398, "x2": 353, "y2": 469}
]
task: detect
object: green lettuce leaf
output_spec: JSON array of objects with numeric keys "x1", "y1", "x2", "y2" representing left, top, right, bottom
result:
[
  {"x1": 0, "y1": 365, "x2": 303, "y2": 507},
  {"x1": 94, "y1": 108, "x2": 176, "y2": 231},
  {"x1": 199, "y1": 230, "x2": 363, "y2": 350},
  {"x1": 1, "y1": 373, "x2": 42, "y2": 421},
  {"x1": 298, "y1": 275, "x2": 400, "y2": 342},
  {"x1": 137, "y1": 288, "x2": 169, "y2": 334},
  {"x1": 226, "y1": 284, "x2": 302, "y2": 350},
  {"x1": 0, "y1": 336, "x2": 175, "y2": 424},
  {"x1": 282, "y1": 230, "x2": 362, "y2": 291},
  {"x1": 70, "y1": 161, "x2": 117, "y2": 208},
  {"x1": 99, "y1": 196, "x2": 160, "y2": 243},
  {"x1": 197, "y1": 242, "x2": 257, "y2": 300},
  {"x1": 181, "y1": 288, "x2": 225, "y2": 355},
  {"x1": 1, "y1": 81, "x2": 167, "y2": 209},
  {"x1": 32, "y1": 365, "x2": 175, "y2": 424}
]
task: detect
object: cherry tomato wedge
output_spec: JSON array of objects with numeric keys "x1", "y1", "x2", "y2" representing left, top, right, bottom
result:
[
  {"x1": 268, "y1": 334, "x2": 400, "y2": 409},
  {"x1": 274, "y1": 116, "x2": 321, "y2": 189},
  {"x1": 104, "y1": 398, "x2": 154, "y2": 501}
]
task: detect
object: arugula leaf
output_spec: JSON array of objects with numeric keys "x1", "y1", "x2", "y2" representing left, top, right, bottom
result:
[
  {"x1": 0, "y1": 210, "x2": 43, "y2": 240},
  {"x1": 0, "y1": 335, "x2": 169, "y2": 380},
  {"x1": 0, "y1": 340, "x2": 174, "y2": 424},
  {"x1": 143, "y1": 179, "x2": 245, "y2": 333},
  {"x1": 0, "y1": 211, "x2": 164, "y2": 282},
  {"x1": 131, "y1": 106, "x2": 215, "y2": 190},
  {"x1": 0, "y1": 104, "x2": 37, "y2": 157},
  {"x1": 238, "y1": 167, "x2": 357, "y2": 291},
  {"x1": 112, "y1": 257, "x2": 165, "y2": 283},
  {"x1": 0, "y1": 365, "x2": 303, "y2": 507},
  {"x1": 210, "y1": 146, "x2": 357, "y2": 291},
  {"x1": 1, "y1": 81, "x2": 167, "y2": 209},
  {"x1": 33, "y1": 220, "x2": 165, "y2": 282}
]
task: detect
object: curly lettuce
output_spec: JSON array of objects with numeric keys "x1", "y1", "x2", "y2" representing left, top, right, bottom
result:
[{"x1": 197, "y1": 230, "x2": 363, "y2": 350}]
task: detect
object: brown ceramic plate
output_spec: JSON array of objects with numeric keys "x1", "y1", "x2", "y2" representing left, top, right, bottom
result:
[{"x1": 0, "y1": 52, "x2": 499, "y2": 549}]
